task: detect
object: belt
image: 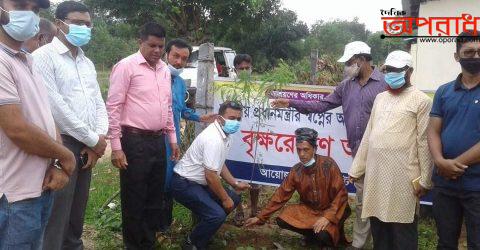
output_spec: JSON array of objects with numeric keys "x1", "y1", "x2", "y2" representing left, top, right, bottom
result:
[{"x1": 121, "y1": 126, "x2": 165, "y2": 137}]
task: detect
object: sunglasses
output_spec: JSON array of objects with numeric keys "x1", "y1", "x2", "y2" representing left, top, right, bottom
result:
[{"x1": 462, "y1": 49, "x2": 480, "y2": 58}]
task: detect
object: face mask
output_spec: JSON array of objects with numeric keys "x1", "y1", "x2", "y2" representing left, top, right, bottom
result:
[
  {"x1": 1, "y1": 8, "x2": 39, "y2": 42},
  {"x1": 344, "y1": 63, "x2": 361, "y2": 78},
  {"x1": 459, "y1": 58, "x2": 480, "y2": 75},
  {"x1": 60, "y1": 21, "x2": 91, "y2": 47},
  {"x1": 303, "y1": 157, "x2": 316, "y2": 168},
  {"x1": 168, "y1": 64, "x2": 184, "y2": 76},
  {"x1": 221, "y1": 117, "x2": 241, "y2": 134},
  {"x1": 385, "y1": 71, "x2": 407, "y2": 89}
]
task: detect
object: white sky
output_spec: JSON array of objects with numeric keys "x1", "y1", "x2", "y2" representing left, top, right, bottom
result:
[
  {"x1": 51, "y1": 0, "x2": 403, "y2": 32},
  {"x1": 281, "y1": 0, "x2": 403, "y2": 32}
]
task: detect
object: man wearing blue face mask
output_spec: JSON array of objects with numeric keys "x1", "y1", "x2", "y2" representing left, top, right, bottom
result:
[
  {"x1": 349, "y1": 50, "x2": 433, "y2": 250},
  {"x1": 0, "y1": 0, "x2": 79, "y2": 249},
  {"x1": 158, "y1": 38, "x2": 217, "y2": 233},
  {"x1": 171, "y1": 100, "x2": 251, "y2": 250},
  {"x1": 32, "y1": 1, "x2": 108, "y2": 250}
]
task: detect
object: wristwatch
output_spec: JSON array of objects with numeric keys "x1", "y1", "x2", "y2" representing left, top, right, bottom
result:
[{"x1": 52, "y1": 159, "x2": 63, "y2": 170}]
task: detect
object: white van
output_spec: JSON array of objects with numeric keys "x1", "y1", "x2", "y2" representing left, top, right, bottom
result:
[{"x1": 180, "y1": 46, "x2": 237, "y2": 87}]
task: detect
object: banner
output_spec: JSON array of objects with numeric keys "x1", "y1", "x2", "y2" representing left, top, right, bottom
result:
[
  {"x1": 213, "y1": 82, "x2": 355, "y2": 192},
  {"x1": 213, "y1": 82, "x2": 432, "y2": 204}
]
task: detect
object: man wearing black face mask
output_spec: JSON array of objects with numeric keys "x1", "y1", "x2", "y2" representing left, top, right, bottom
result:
[{"x1": 428, "y1": 31, "x2": 480, "y2": 249}]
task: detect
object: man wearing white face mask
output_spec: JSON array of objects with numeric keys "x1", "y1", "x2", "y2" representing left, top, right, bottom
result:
[
  {"x1": 172, "y1": 101, "x2": 251, "y2": 250},
  {"x1": 32, "y1": 1, "x2": 108, "y2": 250},
  {"x1": 349, "y1": 51, "x2": 433, "y2": 250},
  {"x1": 0, "y1": 0, "x2": 78, "y2": 249},
  {"x1": 271, "y1": 41, "x2": 387, "y2": 249},
  {"x1": 245, "y1": 128, "x2": 350, "y2": 249}
]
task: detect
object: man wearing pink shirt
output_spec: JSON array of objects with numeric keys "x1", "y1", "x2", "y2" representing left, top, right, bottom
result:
[{"x1": 106, "y1": 22, "x2": 179, "y2": 249}]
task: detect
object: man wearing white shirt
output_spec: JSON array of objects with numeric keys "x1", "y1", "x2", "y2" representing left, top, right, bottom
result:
[
  {"x1": 172, "y1": 100, "x2": 251, "y2": 250},
  {"x1": 32, "y1": 2, "x2": 108, "y2": 250}
]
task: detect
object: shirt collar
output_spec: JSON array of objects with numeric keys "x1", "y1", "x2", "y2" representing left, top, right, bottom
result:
[
  {"x1": 135, "y1": 51, "x2": 166, "y2": 70},
  {"x1": 52, "y1": 37, "x2": 85, "y2": 57},
  {"x1": 213, "y1": 120, "x2": 227, "y2": 140},
  {"x1": 454, "y1": 73, "x2": 480, "y2": 91},
  {"x1": 0, "y1": 42, "x2": 28, "y2": 62}
]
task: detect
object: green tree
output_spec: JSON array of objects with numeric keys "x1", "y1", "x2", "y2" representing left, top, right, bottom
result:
[{"x1": 367, "y1": 31, "x2": 406, "y2": 65}]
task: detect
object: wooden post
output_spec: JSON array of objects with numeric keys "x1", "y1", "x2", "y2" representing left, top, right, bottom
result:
[
  {"x1": 195, "y1": 43, "x2": 215, "y2": 136},
  {"x1": 310, "y1": 49, "x2": 319, "y2": 84}
]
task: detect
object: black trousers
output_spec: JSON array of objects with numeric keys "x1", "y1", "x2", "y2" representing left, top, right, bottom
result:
[
  {"x1": 120, "y1": 132, "x2": 167, "y2": 250},
  {"x1": 433, "y1": 187, "x2": 480, "y2": 250},
  {"x1": 370, "y1": 216, "x2": 418, "y2": 250},
  {"x1": 276, "y1": 218, "x2": 333, "y2": 247}
]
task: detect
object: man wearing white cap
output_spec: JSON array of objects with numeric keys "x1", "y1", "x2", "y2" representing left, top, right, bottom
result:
[
  {"x1": 349, "y1": 50, "x2": 433, "y2": 249},
  {"x1": 272, "y1": 41, "x2": 387, "y2": 249}
]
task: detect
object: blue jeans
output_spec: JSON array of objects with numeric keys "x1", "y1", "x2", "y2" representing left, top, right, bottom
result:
[
  {"x1": 0, "y1": 191, "x2": 53, "y2": 250},
  {"x1": 171, "y1": 173, "x2": 240, "y2": 248}
]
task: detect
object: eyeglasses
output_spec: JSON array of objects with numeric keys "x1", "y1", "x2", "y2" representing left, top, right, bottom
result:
[
  {"x1": 462, "y1": 49, "x2": 480, "y2": 58},
  {"x1": 62, "y1": 18, "x2": 93, "y2": 28}
]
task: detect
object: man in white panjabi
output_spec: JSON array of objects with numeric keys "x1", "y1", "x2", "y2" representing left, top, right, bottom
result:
[{"x1": 348, "y1": 50, "x2": 433, "y2": 250}]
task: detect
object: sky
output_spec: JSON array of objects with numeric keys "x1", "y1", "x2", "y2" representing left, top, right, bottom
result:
[
  {"x1": 281, "y1": 0, "x2": 403, "y2": 32},
  {"x1": 50, "y1": 0, "x2": 403, "y2": 32}
]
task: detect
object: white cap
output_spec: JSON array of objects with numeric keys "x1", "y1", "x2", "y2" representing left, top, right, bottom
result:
[
  {"x1": 337, "y1": 41, "x2": 371, "y2": 63},
  {"x1": 384, "y1": 50, "x2": 413, "y2": 69}
]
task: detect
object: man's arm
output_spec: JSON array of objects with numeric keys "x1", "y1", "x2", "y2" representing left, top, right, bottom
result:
[
  {"x1": 106, "y1": 62, "x2": 130, "y2": 152},
  {"x1": 288, "y1": 82, "x2": 344, "y2": 114},
  {"x1": 428, "y1": 117, "x2": 467, "y2": 178},
  {"x1": 32, "y1": 51, "x2": 100, "y2": 148},
  {"x1": 205, "y1": 169, "x2": 234, "y2": 212},
  {"x1": 220, "y1": 164, "x2": 236, "y2": 187},
  {"x1": 427, "y1": 117, "x2": 444, "y2": 164},
  {"x1": 93, "y1": 73, "x2": 109, "y2": 136},
  {"x1": 0, "y1": 104, "x2": 75, "y2": 175},
  {"x1": 416, "y1": 98, "x2": 434, "y2": 189},
  {"x1": 456, "y1": 143, "x2": 480, "y2": 166}
]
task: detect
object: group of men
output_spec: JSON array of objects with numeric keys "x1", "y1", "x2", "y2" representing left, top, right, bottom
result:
[{"x1": 0, "y1": 0, "x2": 479, "y2": 250}]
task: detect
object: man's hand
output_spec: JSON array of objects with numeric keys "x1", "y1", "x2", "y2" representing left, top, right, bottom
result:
[
  {"x1": 244, "y1": 217, "x2": 261, "y2": 227},
  {"x1": 92, "y1": 135, "x2": 107, "y2": 156},
  {"x1": 222, "y1": 197, "x2": 235, "y2": 213},
  {"x1": 43, "y1": 167, "x2": 69, "y2": 191},
  {"x1": 200, "y1": 113, "x2": 218, "y2": 123},
  {"x1": 270, "y1": 98, "x2": 290, "y2": 109},
  {"x1": 234, "y1": 182, "x2": 251, "y2": 192},
  {"x1": 111, "y1": 150, "x2": 128, "y2": 170},
  {"x1": 348, "y1": 175, "x2": 358, "y2": 184},
  {"x1": 435, "y1": 158, "x2": 468, "y2": 179},
  {"x1": 80, "y1": 147, "x2": 99, "y2": 170},
  {"x1": 313, "y1": 217, "x2": 330, "y2": 233},
  {"x1": 414, "y1": 185, "x2": 429, "y2": 198},
  {"x1": 170, "y1": 143, "x2": 180, "y2": 161},
  {"x1": 58, "y1": 150, "x2": 76, "y2": 176}
]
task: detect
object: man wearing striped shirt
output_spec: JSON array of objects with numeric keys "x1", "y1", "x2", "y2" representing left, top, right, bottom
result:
[{"x1": 32, "y1": 2, "x2": 108, "y2": 249}]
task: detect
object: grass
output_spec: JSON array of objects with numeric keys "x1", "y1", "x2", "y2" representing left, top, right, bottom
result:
[
  {"x1": 84, "y1": 160, "x2": 441, "y2": 249},
  {"x1": 87, "y1": 71, "x2": 441, "y2": 249}
]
